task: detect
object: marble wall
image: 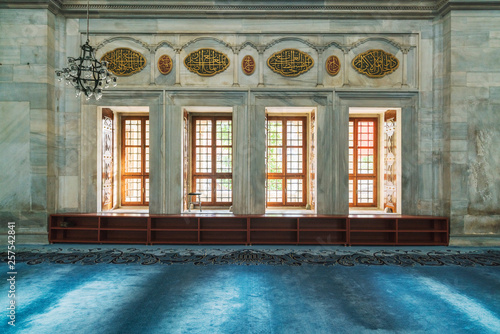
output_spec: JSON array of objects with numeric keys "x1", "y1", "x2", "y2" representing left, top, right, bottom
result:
[{"x1": 0, "y1": 7, "x2": 499, "y2": 245}]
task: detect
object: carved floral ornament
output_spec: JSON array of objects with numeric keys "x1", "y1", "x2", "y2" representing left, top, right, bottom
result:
[
  {"x1": 352, "y1": 49, "x2": 399, "y2": 78},
  {"x1": 100, "y1": 48, "x2": 147, "y2": 76},
  {"x1": 158, "y1": 54, "x2": 173, "y2": 75},
  {"x1": 267, "y1": 49, "x2": 314, "y2": 77},
  {"x1": 184, "y1": 48, "x2": 230, "y2": 76}
]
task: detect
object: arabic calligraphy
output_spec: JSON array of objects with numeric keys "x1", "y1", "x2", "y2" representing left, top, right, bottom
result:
[
  {"x1": 267, "y1": 49, "x2": 314, "y2": 77},
  {"x1": 100, "y1": 48, "x2": 147, "y2": 76},
  {"x1": 184, "y1": 48, "x2": 230, "y2": 76},
  {"x1": 158, "y1": 54, "x2": 173, "y2": 75},
  {"x1": 352, "y1": 49, "x2": 399, "y2": 78},
  {"x1": 241, "y1": 55, "x2": 255, "y2": 75},
  {"x1": 325, "y1": 55, "x2": 341, "y2": 76}
]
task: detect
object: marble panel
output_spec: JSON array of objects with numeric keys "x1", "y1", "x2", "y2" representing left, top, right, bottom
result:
[
  {"x1": 30, "y1": 175, "x2": 47, "y2": 211},
  {"x1": 464, "y1": 215, "x2": 500, "y2": 234},
  {"x1": 0, "y1": 9, "x2": 48, "y2": 25},
  {"x1": 0, "y1": 102, "x2": 31, "y2": 211},
  {"x1": 0, "y1": 83, "x2": 48, "y2": 109},
  {"x1": 490, "y1": 87, "x2": 500, "y2": 103},
  {"x1": 0, "y1": 65, "x2": 13, "y2": 82},
  {"x1": 0, "y1": 47, "x2": 20, "y2": 65},
  {"x1": 451, "y1": 49, "x2": 500, "y2": 72},
  {"x1": 58, "y1": 176, "x2": 79, "y2": 210}
]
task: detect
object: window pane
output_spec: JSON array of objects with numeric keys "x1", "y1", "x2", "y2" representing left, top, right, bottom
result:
[
  {"x1": 145, "y1": 120, "x2": 149, "y2": 146},
  {"x1": 216, "y1": 178, "x2": 232, "y2": 202},
  {"x1": 125, "y1": 120, "x2": 141, "y2": 146},
  {"x1": 196, "y1": 120, "x2": 212, "y2": 146},
  {"x1": 195, "y1": 178, "x2": 212, "y2": 202},
  {"x1": 196, "y1": 147, "x2": 212, "y2": 173},
  {"x1": 216, "y1": 147, "x2": 232, "y2": 173},
  {"x1": 358, "y1": 121, "x2": 375, "y2": 147},
  {"x1": 267, "y1": 179, "x2": 283, "y2": 203},
  {"x1": 349, "y1": 148, "x2": 354, "y2": 174},
  {"x1": 287, "y1": 147, "x2": 303, "y2": 173},
  {"x1": 145, "y1": 178, "x2": 149, "y2": 203},
  {"x1": 267, "y1": 147, "x2": 282, "y2": 173},
  {"x1": 145, "y1": 146, "x2": 149, "y2": 174},
  {"x1": 349, "y1": 121, "x2": 354, "y2": 147},
  {"x1": 216, "y1": 120, "x2": 232, "y2": 146},
  {"x1": 287, "y1": 120, "x2": 303, "y2": 146},
  {"x1": 286, "y1": 178, "x2": 303, "y2": 203},
  {"x1": 357, "y1": 179, "x2": 374, "y2": 203},
  {"x1": 125, "y1": 147, "x2": 142, "y2": 173},
  {"x1": 267, "y1": 120, "x2": 283, "y2": 146},
  {"x1": 124, "y1": 178, "x2": 141, "y2": 202},
  {"x1": 358, "y1": 148, "x2": 374, "y2": 174}
]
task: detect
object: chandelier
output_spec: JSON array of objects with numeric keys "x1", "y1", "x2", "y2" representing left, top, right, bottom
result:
[{"x1": 55, "y1": 0, "x2": 116, "y2": 100}]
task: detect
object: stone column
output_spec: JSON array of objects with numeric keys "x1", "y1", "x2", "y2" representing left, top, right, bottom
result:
[
  {"x1": 232, "y1": 46, "x2": 241, "y2": 87},
  {"x1": 149, "y1": 46, "x2": 156, "y2": 85},
  {"x1": 401, "y1": 47, "x2": 410, "y2": 88},
  {"x1": 174, "y1": 48, "x2": 181, "y2": 86},
  {"x1": 316, "y1": 47, "x2": 325, "y2": 87},
  {"x1": 257, "y1": 46, "x2": 265, "y2": 87},
  {"x1": 342, "y1": 47, "x2": 350, "y2": 87}
]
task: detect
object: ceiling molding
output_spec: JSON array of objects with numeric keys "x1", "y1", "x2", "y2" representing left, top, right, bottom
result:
[{"x1": 1, "y1": 1, "x2": 499, "y2": 19}]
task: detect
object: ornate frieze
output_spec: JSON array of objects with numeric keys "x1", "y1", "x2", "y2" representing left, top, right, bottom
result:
[
  {"x1": 242, "y1": 55, "x2": 256, "y2": 75},
  {"x1": 100, "y1": 48, "x2": 147, "y2": 76},
  {"x1": 267, "y1": 49, "x2": 314, "y2": 77},
  {"x1": 158, "y1": 54, "x2": 173, "y2": 75},
  {"x1": 184, "y1": 48, "x2": 230, "y2": 76},
  {"x1": 325, "y1": 55, "x2": 341, "y2": 76},
  {"x1": 352, "y1": 49, "x2": 399, "y2": 78}
]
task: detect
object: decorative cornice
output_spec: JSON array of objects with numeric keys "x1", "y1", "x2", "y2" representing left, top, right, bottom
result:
[{"x1": 2, "y1": 1, "x2": 499, "y2": 19}]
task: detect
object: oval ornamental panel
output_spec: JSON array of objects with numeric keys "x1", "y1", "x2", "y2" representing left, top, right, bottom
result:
[
  {"x1": 100, "y1": 48, "x2": 147, "y2": 76},
  {"x1": 352, "y1": 49, "x2": 399, "y2": 78},
  {"x1": 267, "y1": 49, "x2": 314, "y2": 77},
  {"x1": 184, "y1": 48, "x2": 230, "y2": 76},
  {"x1": 326, "y1": 55, "x2": 341, "y2": 76},
  {"x1": 242, "y1": 55, "x2": 256, "y2": 75},
  {"x1": 158, "y1": 54, "x2": 173, "y2": 75}
]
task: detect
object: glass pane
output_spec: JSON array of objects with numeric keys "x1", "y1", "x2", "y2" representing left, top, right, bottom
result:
[
  {"x1": 267, "y1": 147, "x2": 282, "y2": 174},
  {"x1": 216, "y1": 120, "x2": 232, "y2": 146},
  {"x1": 216, "y1": 147, "x2": 232, "y2": 173},
  {"x1": 287, "y1": 120, "x2": 303, "y2": 146},
  {"x1": 349, "y1": 179, "x2": 354, "y2": 204},
  {"x1": 145, "y1": 146, "x2": 149, "y2": 174},
  {"x1": 349, "y1": 121, "x2": 354, "y2": 147},
  {"x1": 145, "y1": 178, "x2": 149, "y2": 203},
  {"x1": 358, "y1": 121, "x2": 375, "y2": 147},
  {"x1": 349, "y1": 148, "x2": 354, "y2": 174},
  {"x1": 357, "y1": 179, "x2": 374, "y2": 204},
  {"x1": 195, "y1": 178, "x2": 212, "y2": 202},
  {"x1": 286, "y1": 178, "x2": 303, "y2": 203},
  {"x1": 286, "y1": 147, "x2": 303, "y2": 173},
  {"x1": 216, "y1": 178, "x2": 232, "y2": 202},
  {"x1": 145, "y1": 119, "x2": 149, "y2": 146},
  {"x1": 124, "y1": 178, "x2": 141, "y2": 202},
  {"x1": 195, "y1": 147, "x2": 212, "y2": 173},
  {"x1": 267, "y1": 120, "x2": 283, "y2": 146},
  {"x1": 196, "y1": 120, "x2": 212, "y2": 146},
  {"x1": 267, "y1": 179, "x2": 283, "y2": 203},
  {"x1": 125, "y1": 147, "x2": 142, "y2": 173},
  {"x1": 125, "y1": 120, "x2": 141, "y2": 146},
  {"x1": 358, "y1": 148, "x2": 374, "y2": 174}
]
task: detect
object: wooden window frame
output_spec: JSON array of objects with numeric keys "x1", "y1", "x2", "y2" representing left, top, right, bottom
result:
[
  {"x1": 266, "y1": 116, "x2": 308, "y2": 207},
  {"x1": 349, "y1": 117, "x2": 378, "y2": 207},
  {"x1": 191, "y1": 115, "x2": 233, "y2": 206},
  {"x1": 121, "y1": 116, "x2": 149, "y2": 206}
]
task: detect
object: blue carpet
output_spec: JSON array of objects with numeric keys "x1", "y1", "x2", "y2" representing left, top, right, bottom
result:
[{"x1": 1, "y1": 247, "x2": 499, "y2": 334}]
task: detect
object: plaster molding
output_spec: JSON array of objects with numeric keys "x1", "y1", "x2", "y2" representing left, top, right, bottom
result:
[
  {"x1": 95, "y1": 36, "x2": 150, "y2": 51},
  {"x1": 181, "y1": 37, "x2": 232, "y2": 51}
]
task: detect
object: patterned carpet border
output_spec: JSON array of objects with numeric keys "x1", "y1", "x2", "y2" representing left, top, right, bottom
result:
[{"x1": 2, "y1": 248, "x2": 500, "y2": 267}]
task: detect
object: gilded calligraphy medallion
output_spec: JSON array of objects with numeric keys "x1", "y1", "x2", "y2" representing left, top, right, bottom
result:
[
  {"x1": 352, "y1": 49, "x2": 399, "y2": 78},
  {"x1": 100, "y1": 48, "x2": 147, "y2": 76},
  {"x1": 242, "y1": 55, "x2": 256, "y2": 75},
  {"x1": 267, "y1": 49, "x2": 314, "y2": 77},
  {"x1": 158, "y1": 54, "x2": 173, "y2": 75},
  {"x1": 184, "y1": 48, "x2": 230, "y2": 76},
  {"x1": 325, "y1": 55, "x2": 341, "y2": 76}
]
